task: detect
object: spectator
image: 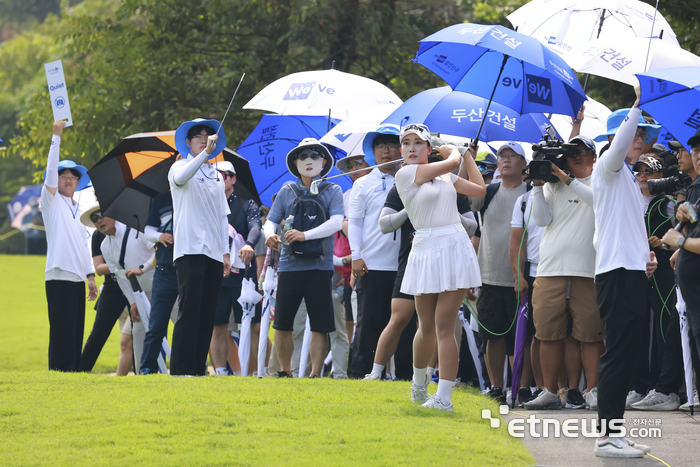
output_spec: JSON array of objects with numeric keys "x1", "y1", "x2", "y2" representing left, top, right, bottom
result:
[
  {"x1": 41, "y1": 120, "x2": 97, "y2": 372},
  {"x1": 470, "y1": 142, "x2": 530, "y2": 404},
  {"x1": 263, "y1": 139, "x2": 344, "y2": 378},
  {"x1": 168, "y1": 119, "x2": 231, "y2": 376},
  {"x1": 347, "y1": 128, "x2": 403, "y2": 379},
  {"x1": 590, "y1": 85, "x2": 660, "y2": 458}
]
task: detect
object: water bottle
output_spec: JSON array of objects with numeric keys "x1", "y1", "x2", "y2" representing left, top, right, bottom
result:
[
  {"x1": 332, "y1": 286, "x2": 344, "y2": 303},
  {"x1": 281, "y1": 215, "x2": 294, "y2": 246}
]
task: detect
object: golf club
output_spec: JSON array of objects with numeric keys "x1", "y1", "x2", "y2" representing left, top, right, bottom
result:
[
  {"x1": 310, "y1": 159, "x2": 403, "y2": 194},
  {"x1": 216, "y1": 72, "x2": 246, "y2": 137}
]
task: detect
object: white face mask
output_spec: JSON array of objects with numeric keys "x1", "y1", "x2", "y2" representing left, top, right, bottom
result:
[{"x1": 296, "y1": 155, "x2": 324, "y2": 178}]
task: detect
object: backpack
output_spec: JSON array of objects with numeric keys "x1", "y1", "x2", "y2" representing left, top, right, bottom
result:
[
  {"x1": 480, "y1": 182, "x2": 532, "y2": 218},
  {"x1": 287, "y1": 183, "x2": 330, "y2": 259}
]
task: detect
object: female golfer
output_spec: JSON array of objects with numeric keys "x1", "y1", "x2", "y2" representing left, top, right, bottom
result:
[{"x1": 394, "y1": 124, "x2": 485, "y2": 411}]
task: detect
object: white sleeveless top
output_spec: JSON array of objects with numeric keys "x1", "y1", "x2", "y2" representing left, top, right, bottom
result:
[{"x1": 395, "y1": 164, "x2": 461, "y2": 230}]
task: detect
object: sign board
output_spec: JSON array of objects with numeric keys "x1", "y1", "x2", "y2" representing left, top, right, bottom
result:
[{"x1": 44, "y1": 60, "x2": 73, "y2": 127}]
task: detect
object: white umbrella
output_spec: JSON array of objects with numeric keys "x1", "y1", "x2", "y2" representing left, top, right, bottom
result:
[
  {"x1": 564, "y1": 36, "x2": 700, "y2": 86},
  {"x1": 257, "y1": 251, "x2": 278, "y2": 378},
  {"x1": 237, "y1": 267, "x2": 263, "y2": 377},
  {"x1": 298, "y1": 316, "x2": 312, "y2": 378},
  {"x1": 676, "y1": 288, "x2": 695, "y2": 415},
  {"x1": 508, "y1": 0, "x2": 679, "y2": 58},
  {"x1": 548, "y1": 95, "x2": 611, "y2": 152},
  {"x1": 458, "y1": 305, "x2": 485, "y2": 391},
  {"x1": 128, "y1": 276, "x2": 169, "y2": 374},
  {"x1": 243, "y1": 68, "x2": 402, "y2": 120},
  {"x1": 319, "y1": 104, "x2": 401, "y2": 156}
]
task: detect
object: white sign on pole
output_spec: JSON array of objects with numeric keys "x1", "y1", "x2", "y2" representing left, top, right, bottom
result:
[{"x1": 44, "y1": 60, "x2": 73, "y2": 127}]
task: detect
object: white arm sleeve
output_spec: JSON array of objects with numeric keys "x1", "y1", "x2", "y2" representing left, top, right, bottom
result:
[
  {"x1": 144, "y1": 225, "x2": 161, "y2": 244},
  {"x1": 348, "y1": 217, "x2": 364, "y2": 261},
  {"x1": 84, "y1": 235, "x2": 95, "y2": 276},
  {"x1": 221, "y1": 215, "x2": 229, "y2": 256},
  {"x1": 460, "y1": 211, "x2": 478, "y2": 237},
  {"x1": 531, "y1": 186, "x2": 553, "y2": 227},
  {"x1": 171, "y1": 149, "x2": 209, "y2": 186},
  {"x1": 379, "y1": 207, "x2": 408, "y2": 234},
  {"x1": 263, "y1": 220, "x2": 279, "y2": 239},
  {"x1": 45, "y1": 136, "x2": 61, "y2": 188},
  {"x1": 304, "y1": 214, "x2": 343, "y2": 241},
  {"x1": 141, "y1": 252, "x2": 156, "y2": 274},
  {"x1": 601, "y1": 107, "x2": 641, "y2": 175},
  {"x1": 569, "y1": 179, "x2": 594, "y2": 206}
]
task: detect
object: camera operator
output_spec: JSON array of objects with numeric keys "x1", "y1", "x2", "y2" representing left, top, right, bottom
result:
[
  {"x1": 670, "y1": 140, "x2": 698, "y2": 202},
  {"x1": 661, "y1": 130, "x2": 700, "y2": 405},
  {"x1": 524, "y1": 135, "x2": 604, "y2": 411},
  {"x1": 626, "y1": 155, "x2": 683, "y2": 411}
]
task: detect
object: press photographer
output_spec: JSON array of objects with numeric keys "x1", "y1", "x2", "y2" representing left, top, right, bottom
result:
[
  {"x1": 645, "y1": 143, "x2": 693, "y2": 197},
  {"x1": 528, "y1": 126, "x2": 577, "y2": 183}
]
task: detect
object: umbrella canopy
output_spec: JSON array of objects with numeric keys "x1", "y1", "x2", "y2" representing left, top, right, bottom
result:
[
  {"x1": 243, "y1": 68, "x2": 402, "y2": 119},
  {"x1": 511, "y1": 295, "x2": 530, "y2": 407},
  {"x1": 637, "y1": 66, "x2": 700, "y2": 150},
  {"x1": 237, "y1": 268, "x2": 263, "y2": 377},
  {"x1": 89, "y1": 131, "x2": 259, "y2": 231},
  {"x1": 413, "y1": 23, "x2": 587, "y2": 118},
  {"x1": 564, "y1": 37, "x2": 700, "y2": 87},
  {"x1": 237, "y1": 114, "x2": 349, "y2": 207},
  {"x1": 6, "y1": 185, "x2": 42, "y2": 223},
  {"x1": 547, "y1": 95, "x2": 611, "y2": 152},
  {"x1": 507, "y1": 0, "x2": 679, "y2": 57},
  {"x1": 383, "y1": 86, "x2": 559, "y2": 144}
]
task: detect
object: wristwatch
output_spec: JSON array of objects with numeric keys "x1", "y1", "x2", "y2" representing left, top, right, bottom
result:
[
  {"x1": 678, "y1": 236, "x2": 686, "y2": 250},
  {"x1": 341, "y1": 258, "x2": 349, "y2": 266}
]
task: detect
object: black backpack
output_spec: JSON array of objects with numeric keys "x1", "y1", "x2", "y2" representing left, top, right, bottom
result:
[{"x1": 287, "y1": 183, "x2": 330, "y2": 259}]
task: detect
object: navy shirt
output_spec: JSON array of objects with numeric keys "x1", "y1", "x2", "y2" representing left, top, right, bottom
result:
[{"x1": 145, "y1": 192, "x2": 174, "y2": 266}]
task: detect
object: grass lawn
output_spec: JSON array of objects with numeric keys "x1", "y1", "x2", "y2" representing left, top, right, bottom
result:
[{"x1": 0, "y1": 255, "x2": 535, "y2": 466}]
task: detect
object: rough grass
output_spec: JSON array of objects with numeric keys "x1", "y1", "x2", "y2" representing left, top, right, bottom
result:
[{"x1": 0, "y1": 255, "x2": 535, "y2": 466}]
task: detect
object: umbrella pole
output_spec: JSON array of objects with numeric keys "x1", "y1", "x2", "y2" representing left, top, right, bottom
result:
[
  {"x1": 643, "y1": 0, "x2": 660, "y2": 72},
  {"x1": 581, "y1": 10, "x2": 607, "y2": 94},
  {"x1": 473, "y1": 55, "x2": 509, "y2": 147}
]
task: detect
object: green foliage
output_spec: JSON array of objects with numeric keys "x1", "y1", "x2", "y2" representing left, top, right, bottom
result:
[{"x1": 0, "y1": 371, "x2": 534, "y2": 466}]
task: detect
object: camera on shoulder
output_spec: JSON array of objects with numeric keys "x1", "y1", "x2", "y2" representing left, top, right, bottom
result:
[{"x1": 529, "y1": 126, "x2": 576, "y2": 183}]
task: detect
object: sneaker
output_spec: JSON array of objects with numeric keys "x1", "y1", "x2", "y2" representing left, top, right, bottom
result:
[
  {"x1": 277, "y1": 370, "x2": 292, "y2": 378},
  {"x1": 584, "y1": 387, "x2": 598, "y2": 411},
  {"x1": 139, "y1": 367, "x2": 156, "y2": 375},
  {"x1": 680, "y1": 390, "x2": 699, "y2": 412},
  {"x1": 421, "y1": 394, "x2": 454, "y2": 412},
  {"x1": 558, "y1": 387, "x2": 568, "y2": 407},
  {"x1": 516, "y1": 387, "x2": 533, "y2": 407},
  {"x1": 362, "y1": 372, "x2": 382, "y2": 381},
  {"x1": 625, "y1": 390, "x2": 646, "y2": 409},
  {"x1": 530, "y1": 388, "x2": 543, "y2": 401},
  {"x1": 566, "y1": 388, "x2": 585, "y2": 409},
  {"x1": 411, "y1": 374, "x2": 430, "y2": 403},
  {"x1": 624, "y1": 438, "x2": 651, "y2": 454},
  {"x1": 523, "y1": 388, "x2": 562, "y2": 410},
  {"x1": 630, "y1": 390, "x2": 680, "y2": 411},
  {"x1": 594, "y1": 437, "x2": 644, "y2": 458},
  {"x1": 488, "y1": 387, "x2": 507, "y2": 405}
]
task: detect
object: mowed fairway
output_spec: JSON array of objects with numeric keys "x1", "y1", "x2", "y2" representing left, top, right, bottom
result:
[{"x1": 0, "y1": 255, "x2": 534, "y2": 466}]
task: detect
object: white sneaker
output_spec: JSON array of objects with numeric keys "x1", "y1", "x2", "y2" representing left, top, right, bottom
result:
[
  {"x1": 362, "y1": 372, "x2": 382, "y2": 381},
  {"x1": 421, "y1": 394, "x2": 454, "y2": 412},
  {"x1": 625, "y1": 390, "x2": 646, "y2": 409},
  {"x1": 624, "y1": 438, "x2": 651, "y2": 454},
  {"x1": 680, "y1": 390, "x2": 699, "y2": 412},
  {"x1": 594, "y1": 437, "x2": 644, "y2": 458},
  {"x1": 583, "y1": 387, "x2": 598, "y2": 411},
  {"x1": 411, "y1": 374, "x2": 430, "y2": 403},
  {"x1": 630, "y1": 390, "x2": 680, "y2": 411},
  {"x1": 523, "y1": 388, "x2": 562, "y2": 410}
]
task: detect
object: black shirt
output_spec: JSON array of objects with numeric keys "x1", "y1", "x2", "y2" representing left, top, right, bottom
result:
[
  {"x1": 383, "y1": 185, "x2": 471, "y2": 272},
  {"x1": 676, "y1": 176, "x2": 700, "y2": 303}
]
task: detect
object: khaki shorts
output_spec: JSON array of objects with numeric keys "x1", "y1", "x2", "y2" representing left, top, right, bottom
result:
[
  {"x1": 119, "y1": 307, "x2": 131, "y2": 335},
  {"x1": 532, "y1": 276, "x2": 604, "y2": 343}
]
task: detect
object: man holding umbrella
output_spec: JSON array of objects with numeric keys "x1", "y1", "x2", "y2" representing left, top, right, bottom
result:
[
  {"x1": 168, "y1": 119, "x2": 231, "y2": 376},
  {"x1": 41, "y1": 120, "x2": 97, "y2": 372}
]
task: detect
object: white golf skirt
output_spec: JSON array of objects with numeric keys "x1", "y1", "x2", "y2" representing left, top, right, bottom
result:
[{"x1": 400, "y1": 223, "x2": 481, "y2": 296}]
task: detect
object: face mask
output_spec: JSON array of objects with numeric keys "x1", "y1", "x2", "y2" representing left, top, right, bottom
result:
[{"x1": 296, "y1": 156, "x2": 324, "y2": 178}]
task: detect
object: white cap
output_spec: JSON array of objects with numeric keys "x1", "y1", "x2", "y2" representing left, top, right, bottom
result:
[
  {"x1": 496, "y1": 142, "x2": 530, "y2": 162},
  {"x1": 213, "y1": 161, "x2": 235, "y2": 174}
]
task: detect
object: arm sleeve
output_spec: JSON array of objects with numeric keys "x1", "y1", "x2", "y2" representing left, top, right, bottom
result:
[
  {"x1": 460, "y1": 211, "x2": 478, "y2": 237},
  {"x1": 348, "y1": 217, "x2": 364, "y2": 261},
  {"x1": 144, "y1": 225, "x2": 161, "y2": 244},
  {"x1": 221, "y1": 215, "x2": 229, "y2": 256},
  {"x1": 569, "y1": 179, "x2": 594, "y2": 206},
  {"x1": 141, "y1": 252, "x2": 156, "y2": 274},
  {"x1": 304, "y1": 214, "x2": 343, "y2": 241},
  {"x1": 171, "y1": 150, "x2": 209, "y2": 186},
  {"x1": 263, "y1": 220, "x2": 279, "y2": 239},
  {"x1": 45, "y1": 136, "x2": 61, "y2": 188},
  {"x1": 245, "y1": 202, "x2": 262, "y2": 247},
  {"x1": 531, "y1": 186, "x2": 553, "y2": 227},
  {"x1": 379, "y1": 207, "x2": 407, "y2": 234},
  {"x1": 600, "y1": 107, "x2": 641, "y2": 176}
]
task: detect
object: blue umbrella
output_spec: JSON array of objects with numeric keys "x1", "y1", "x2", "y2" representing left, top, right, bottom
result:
[
  {"x1": 236, "y1": 114, "x2": 350, "y2": 207},
  {"x1": 412, "y1": 23, "x2": 586, "y2": 143},
  {"x1": 6, "y1": 185, "x2": 42, "y2": 223},
  {"x1": 383, "y1": 86, "x2": 559, "y2": 143},
  {"x1": 637, "y1": 66, "x2": 700, "y2": 150}
]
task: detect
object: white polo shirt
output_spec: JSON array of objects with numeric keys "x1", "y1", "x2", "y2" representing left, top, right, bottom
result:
[
  {"x1": 510, "y1": 192, "x2": 543, "y2": 278},
  {"x1": 100, "y1": 221, "x2": 155, "y2": 305},
  {"x1": 168, "y1": 153, "x2": 230, "y2": 262},
  {"x1": 347, "y1": 167, "x2": 400, "y2": 271}
]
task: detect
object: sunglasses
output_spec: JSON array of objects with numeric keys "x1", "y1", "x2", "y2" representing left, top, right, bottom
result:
[
  {"x1": 218, "y1": 171, "x2": 235, "y2": 180},
  {"x1": 90, "y1": 212, "x2": 104, "y2": 224},
  {"x1": 403, "y1": 124, "x2": 429, "y2": 133},
  {"x1": 634, "y1": 168, "x2": 657, "y2": 176},
  {"x1": 345, "y1": 160, "x2": 364, "y2": 170},
  {"x1": 297, "y1": 150, "x2": 322, "y2": 161}
]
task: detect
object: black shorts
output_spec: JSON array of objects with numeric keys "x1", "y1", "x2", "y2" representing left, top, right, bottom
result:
[
  {"x1": 215, "y1": 277, "x2": 262, "y2": 326},
  {"x1": 525, "y1": 272, "x2": 536, "y2": 337},
  {"x1": 477, "y1": 283, "x2": 517, "y2": 355},
  {"x1": 344, "y1": 286, "x2": 353, "y2": 322},
  {"x1": 273, "y1": 270, "x2": 335, "y2": 333},
  {"x1": 392, "y1": 267, "x2": 414, "y2": 301}
]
